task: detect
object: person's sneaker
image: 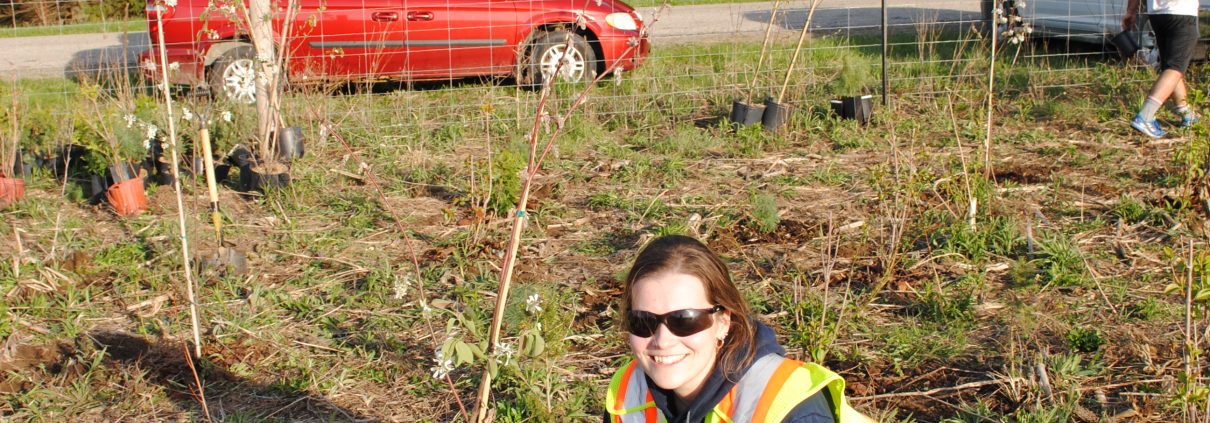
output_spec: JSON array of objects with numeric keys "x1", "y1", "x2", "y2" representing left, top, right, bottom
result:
[
  {"x1": 1131, "y1": 114, "x2": 1166, "y2": 139},
  {"x1": 1181, "y1": 113, "x2": 1199, "y2": 128}
]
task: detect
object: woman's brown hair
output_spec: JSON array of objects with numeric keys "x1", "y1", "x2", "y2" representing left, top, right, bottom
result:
[{"x1": 620, "y1": 235, "x2": 757, "y2": 376}]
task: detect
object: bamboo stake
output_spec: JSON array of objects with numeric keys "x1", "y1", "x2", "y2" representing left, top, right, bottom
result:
[
  {"x1": 746, "y1": 0, "x2": 783, "y2": 103},
  {"x1": 984, "y1": 8, "x2": 998, "y2": 177},
  {"x1": 155, "y1": 5, "x2": 203, "y2": 358},
  {"x1": 1186, "y1": 239, "x2": 1195, "y2": 421},
  {"x1": 776, "y1": 0, "x2": 824, "y2": 103}
]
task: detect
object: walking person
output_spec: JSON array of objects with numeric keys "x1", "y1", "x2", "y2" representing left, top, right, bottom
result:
[
  {"x1": 1126, "y1": 0, "x2": 1201, "y2": 139},
  {"x1": 605, "y1": 235, "x2": 873, "y2": 422}
]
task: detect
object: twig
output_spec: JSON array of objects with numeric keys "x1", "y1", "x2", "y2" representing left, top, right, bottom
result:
[
  {"x1": 472, "y1": 7, "x2": 671, "y2": 420},
  {"x1": 11, "y1": 226, "x2": 20, "y2": 278},
  {"x1": 154, "y1": 2, "x2": 204, "y2": 359},
  {"x1": 853, "y1": 377, "x2": 1026, "y2": 401},
  {"x1": 182, "y1": 344, "x2": 213, "y2": 423}
]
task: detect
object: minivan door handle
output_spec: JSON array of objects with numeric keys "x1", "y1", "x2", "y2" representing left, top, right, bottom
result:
[
  {"x1": 407, "y1": 11, "x2": 434, "y2": 21},
  {"x1": 372, "y1": 11, "x2": 399, "y2": 22}
]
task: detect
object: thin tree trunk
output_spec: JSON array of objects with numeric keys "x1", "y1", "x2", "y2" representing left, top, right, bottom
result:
[{"x1": 248, "y1": 0, "x2": 277, "y2": 161}]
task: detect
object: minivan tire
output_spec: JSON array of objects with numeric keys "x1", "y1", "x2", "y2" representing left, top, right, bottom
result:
[
  {"x1": 208, "y1": 45, "x2": 258, "y2": 104},
  {"x1": 522, "y1": 30, "x2": 597, "y2": 88}
]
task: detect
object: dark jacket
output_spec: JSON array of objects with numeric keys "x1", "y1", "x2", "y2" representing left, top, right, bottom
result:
[{"x1": 605, "y1": 321, "x2": 835, "y2": 423}]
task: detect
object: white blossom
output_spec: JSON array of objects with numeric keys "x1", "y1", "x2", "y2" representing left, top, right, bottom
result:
[
  {"x1": 221, "y1": 5, "x2": 236, "y2": 14},
  {"x1": 164, "y1": 0, "x2": 177, "y2": 7},
  {"x1": 146, "y1": 124, "x2": 159, "y2": 140},
  {"x1": 143, "y1": 138, "x2": 151, "y2": 150},
  {"x1": 221, "y1": 110, "x2": 233, "y2": 123},
  {"x1": 181, "y1": 107, "x2": 193, "y2": 121},
  {"x1": 392, "y1": 276, "x2": 408, "y2": 300},
  {"x1": 495, "y1": 343, "x2": 515, "y2": 363},
  {"x1": 143, "y1": 60, "x2": 158, "y2": 72},
  {"x1": 430, "y1": 350, "x2": 455, "y2": 379},
  {"x1": 168, "y1": 62, "x2": 181, "y2": 72},
  {"x1": 421, "y1": 300, "x2": 433, "y2": 315},
  {"x1": 124, "y1": 114, "x2": 136, "y2": 128},
  {"x1": 525, "y1": 293, "x2": 542, "y2": 314}
]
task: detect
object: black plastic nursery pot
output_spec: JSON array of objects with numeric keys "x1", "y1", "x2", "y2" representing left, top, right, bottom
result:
[
  {"x1": 1110, "y1": 31, "x2": 1141, "y2": 60},
  {"x1": 277, "y1": 127, "x2": 305, "y2": 163},
  {"x1": 184, "y1": 155, "x2": 230, "y2": 182},
  {"x1": 89, "y1": 174, "x2": 109, "y2": 204},
  {"x1": 761, "y1": 97, "x2": 791, "y2": 131},
  {"x1": 730, "y1": 100, "x2": 766, "y2": 128},
  {"x1": 830, "y1": 95, "x2": 874, "y2": 125},
  {"x1": 109, "y1": 162, "x2": 138, "y2": 183},
  {"x1": 227, "y1": 144, "x2": 253, "y2": 168},
  {"x1": 12, "y1": 150, "x2": 32, "y2": 177},
  {"x1": 240, "y1": 162, "x2": 291, "y2": 192},
  {"x1": 55, "y1": 145, "x2": 89, "y2": 177}
]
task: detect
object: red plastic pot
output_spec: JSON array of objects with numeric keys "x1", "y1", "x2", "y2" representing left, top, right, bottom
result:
[
  {"x1": 0, "y1": 175, "x2": 24, "y2": 209},
  {"x1": 105, "y1": 177, "x2": 148, "y2": 216}
]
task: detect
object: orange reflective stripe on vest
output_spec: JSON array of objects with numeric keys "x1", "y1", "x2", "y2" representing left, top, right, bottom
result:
[{"x1": 750, "y1": 358, "x2": 804, "y2": 422}]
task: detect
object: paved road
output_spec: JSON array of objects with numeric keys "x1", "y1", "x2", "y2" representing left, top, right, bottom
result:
[{"x1": 0, "y1": 0, "x2": 981, "y2": 80}]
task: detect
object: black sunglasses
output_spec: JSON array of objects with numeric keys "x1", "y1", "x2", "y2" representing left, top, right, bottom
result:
[{"x1": 625, "y1": 305, "x2": 724, "y2": 338}]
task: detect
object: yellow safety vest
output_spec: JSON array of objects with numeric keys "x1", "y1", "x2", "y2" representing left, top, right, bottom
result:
[{"x1": 605, "y1": 354, "x2": 870, "y2": 423}]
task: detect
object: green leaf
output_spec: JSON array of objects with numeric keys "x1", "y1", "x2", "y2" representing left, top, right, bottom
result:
[
  {"x1": 470, "y1": 342, "x2": 485, "y2": 360},
  {"x1": 487, "y1": 358, "x2": 499, "y2": 379},
  {"x1": 530, "y1": 334, "x2": 545, "y2": 357},
  {"x1": 1196, "y1": 288, "x2": 1210, "y2": 302},
  {"x1": 431, "y1": 298, "x2": 453, "y2": 309},
  {"x1": 1166, "y1": 283, "x2": 1183, "y2": 295},
  {"x1": 520, "y1": 333, "x2": 533, "y2": 356},
  {"x1": 455, "y1": 341, "x2": 473, "y2": 366}
]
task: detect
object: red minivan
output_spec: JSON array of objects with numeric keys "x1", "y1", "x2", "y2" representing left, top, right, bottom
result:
[{"x1": 141, "y1": 0, "x2": 649, "y2": 102}]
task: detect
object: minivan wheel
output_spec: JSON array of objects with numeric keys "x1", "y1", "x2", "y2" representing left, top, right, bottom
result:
[
  {"x1": 208, "y1": 45, "x2": 257, "y2": 104},
  {"x1": 523, "y1": 30, "x2": 597, "y2": 87}
]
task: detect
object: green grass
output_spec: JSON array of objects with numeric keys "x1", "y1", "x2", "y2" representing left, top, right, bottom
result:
[
  {"x1": 0, "y1": 27, "x2": 1202, "y2": 422},
  {"x1": 0, "y1": 20, "x2": 144, "y2": 39}
]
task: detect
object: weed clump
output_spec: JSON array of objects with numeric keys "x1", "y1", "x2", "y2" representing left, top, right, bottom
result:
[
  {"x1": 750, "y1": 192, "x2": 780, "y2": 234},
  {"x1": 1066, "y1": 326, "x2": 1104, "y2": 353}
]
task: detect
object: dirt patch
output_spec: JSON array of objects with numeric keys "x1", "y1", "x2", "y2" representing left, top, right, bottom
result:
[
  {"x1": 993, "y1": 163, "x2": 1053, "y2": 185},
  {"x1": 0, "y1": 339, "x2": 75, "y2": 394}
]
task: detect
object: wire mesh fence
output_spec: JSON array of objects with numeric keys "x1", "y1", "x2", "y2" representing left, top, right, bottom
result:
[{"x1": 2, "y1": 1, "x2": 1169, "y2": 108}]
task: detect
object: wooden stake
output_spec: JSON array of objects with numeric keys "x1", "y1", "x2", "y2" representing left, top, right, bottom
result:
[
  {"x1": 777, "y1": 0, "x2": 824, "y2": 103},
  {"x1": 155, "y1": 7, "x2": 203, "y2": 358},
  {"x1": 984, "y1": 8, "x2": 998, "y2": 177},
  {"x1": 746, "y1": 0, "x2": 782, "y2": 103}
]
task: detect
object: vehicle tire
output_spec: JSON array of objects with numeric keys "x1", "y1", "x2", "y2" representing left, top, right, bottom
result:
[
  {"x1": 522, "y1": 30, "x2": 597, "y2": 88},
  {"x1": 208, "y1": 45, "x2": 258, "y2": 104}
]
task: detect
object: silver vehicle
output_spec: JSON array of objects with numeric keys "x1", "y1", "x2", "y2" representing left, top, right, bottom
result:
[{"x1": 982, "y1": 0, "x2": 1210, "y2": 60}]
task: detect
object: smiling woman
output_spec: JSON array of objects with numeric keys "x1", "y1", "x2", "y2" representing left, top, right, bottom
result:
[{"x1": 606, "y1": 235, "x2": 873, "y2": 423}]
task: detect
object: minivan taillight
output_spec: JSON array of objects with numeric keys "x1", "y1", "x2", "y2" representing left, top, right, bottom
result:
[{"x1": 146, "y1": 4, "x2": 175, "y2": 20}]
